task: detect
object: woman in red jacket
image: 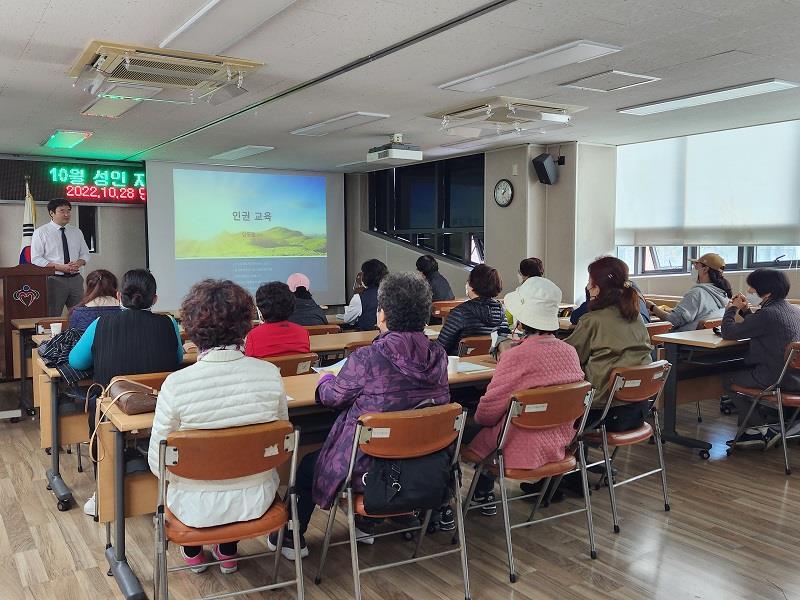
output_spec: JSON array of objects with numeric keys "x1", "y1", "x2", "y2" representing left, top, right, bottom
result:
[
  {"x1": 245, "y1": 282, "x2": 310, "y2": 358},
  {"x1": 462, "y1": 276, "x2": 584, "y2": 515}
]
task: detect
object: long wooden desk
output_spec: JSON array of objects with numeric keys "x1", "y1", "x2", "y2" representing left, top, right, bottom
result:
[
  {"x1": 97, "y1": 353, "x2": 495, "y2": 599},
  {"x1": 652, "y1": 329, "x2": 748, "y2": 457}
]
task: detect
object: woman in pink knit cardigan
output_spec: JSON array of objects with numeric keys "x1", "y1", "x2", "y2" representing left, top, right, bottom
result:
[{"x1": 463, "y1": 276, "x2": 584, "y2": 514}]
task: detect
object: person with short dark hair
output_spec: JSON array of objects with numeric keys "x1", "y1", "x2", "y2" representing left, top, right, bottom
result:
[
  {"x1": 286, "y1": 273, "x2": 328, "y2": 326},
  {"x1": 646, "y1": 252, "x2": 732, "y2": 331},
  {"x1": 518, "y1": 257, "x2": 544, "y2": 282},
  {"x1": 267, "y1": 272, "x2": 449, "y2": 558},
  {"x1": 68, "y1": 268, "x2": 183, "y2": 517},
  {"x1": 722, "y1": 268, "x2": 800, "y2": 448},
  {"x1": 416, "y1": 254, "x2": 455, "y2": 302},
  {"x1": 31, "y1": 198, "x2": 91, "y2": 316},
  {"x1": 341, "y1": 259, "x2": 389, "y2": 331},
  {"x1": 436, "y1": 264, "x2": 505, "y2": 355},
  {"x1": 68, "y1": 269, "x2": 120, "y2": 331},
  {"x1": 246, "y1": 282, "x2": 310, "y2": 357},
  {"x1": 149, "y1": 279, "x2": 288, "y2": 574}
]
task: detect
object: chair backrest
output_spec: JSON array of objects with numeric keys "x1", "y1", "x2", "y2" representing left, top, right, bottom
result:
[
  {"x1": 164, "y1": 421, "x2": 295, "y2": 481},
  {"x1": 509, "y1": 381, "x2": 593, "y2": 430},
  {"x1": 608, "y1": 360, "x2": 671, "y2": 404},
  {"x1": 263, "y1": 352, "x2": 319, "y2": 376},
  {"x1": 431, "y1": 300, "x2": 462, "y2": 317},
  {"x1": 305, "y1": 324, "x2": 341, "y2": 335},
  {"x1": 357, "y1": 403, "x2": 463, "y2": 459},
  {"x1": 344, "y1": 340, "x2": 373, "y2": 357},
  {"x1": 109, "y1": 371, "x2": 172, "y2": 391},
  {"x1": 697, "y1": 318, "x2": 722, "y2": 330},
  {"x1": 645, "y1": 322, "x2": 672, "y2": 343},
  {"x1": 458, "y1": 335, "x2": 492, "y2": 357}
]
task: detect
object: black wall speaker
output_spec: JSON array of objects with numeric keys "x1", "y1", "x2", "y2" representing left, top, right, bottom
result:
[{"x1": 532, "y1": 153, "x2": 558, "y2": 185}]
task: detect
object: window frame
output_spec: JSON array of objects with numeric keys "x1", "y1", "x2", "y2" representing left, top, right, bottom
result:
[
  {"x1": 638, "y1": 246, "x2": 689, "y2": 275},
  {"x1": 691, "y1": 245, "x2": 744, "y2": 271},
  {"x1": 746, "y1": 246, "x2": 800, "y2": 269}
]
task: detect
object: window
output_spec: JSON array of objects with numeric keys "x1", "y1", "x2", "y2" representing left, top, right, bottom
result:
[
  {"x1": 367, "y1": 153, "x2": 485, "y2": 265},
  {"x1": 78, "y1": 206, "x2": 98, "y2": 253},
  {"x1": 750, "y1": 246, "x2": 800, "y2": 268},
  {"x1": 642, "y1": 246, "x2": 686, "y2": 273},
  {"x1": 616, "y1": 246, "x2": 637, "y2": 273}
]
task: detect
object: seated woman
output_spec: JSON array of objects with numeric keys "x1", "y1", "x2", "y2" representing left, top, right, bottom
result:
[
  {"x1": 518, "y1": 257, "x2": 544, "y2": 283},
  {"x1": 646, "y1": 252, "x2": 731, "y2": 331},
  {"x1": 68, "y1": 269, "x2": 120, "y2": 331},
  {"x1": 148, "y1": 279, "x2": 288, "y2": 574},
  {"x1": 69, "y1": 269, "x2": 184, "y2": 516},
  {"x1": 286, "y1": 273, "x2": 328, "y2": 326},
  {"x1": 566, "y1": 256, "x2": 652, "y2": 430},
  {"x1": 246, "y1": 282, "x2": 311, "y2": 357},
  {"x1": 570, "y1": 271, "x2": 649, "y2": 325},
  {"x1": 267, "y1": 272, "x2": 449, "y2": 558},
  {"x1": 341, "y1": 259, "x2": 388, "y2": 330},
  {"x1": 436, "y1": 264, "x2": 505, "y2": 356},
  {"x1": 463, "y1": 276, "x2": 584, "y2": 514},
  {"x1": 721, "y1": 268, "x2": 800, "y2": 448},
  {"x1": 416, "y1": 254, "x2": 455, "y2": 302}
]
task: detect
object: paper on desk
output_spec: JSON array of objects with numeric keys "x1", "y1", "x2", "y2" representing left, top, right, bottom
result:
[
  {"x1": 312, "y1": 358, "x2": 348, "y2": 376},
  {"x1": 423, "y1": 328, "x2": 439, "y2": 337},
  {"x1": 457, "y1": 362, "x2": 493, "y2": 373}
]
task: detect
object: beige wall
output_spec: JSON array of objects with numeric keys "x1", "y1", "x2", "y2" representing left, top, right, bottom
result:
[
  {"x1": 543, "y1": 143, "x2": 578, "y2": 302},
  {"x1": 0, "y1": 202, "x2": 147, "y2": 281}
]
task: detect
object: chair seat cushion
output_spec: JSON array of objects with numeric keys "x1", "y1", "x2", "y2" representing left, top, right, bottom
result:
[
  {"x1": 584, "y1": 422, "x2": 653, "y2": 446},
  {"x1": 164, "y1": 498, "x2": 287, "y2": 546},
  {"x1": 460, "y1": 445, "x2": 576, "y2": 480},
  {"x1": 353, "y1": 493, "x2": 414, "y2": 518},
  {"x1": 731, "y1": 385, "x2": 800, "y2": 406}
]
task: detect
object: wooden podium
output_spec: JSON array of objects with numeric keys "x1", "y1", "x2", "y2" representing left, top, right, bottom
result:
[{"x1": 0, "y1": 264, "x2": 54, "y2": 379}]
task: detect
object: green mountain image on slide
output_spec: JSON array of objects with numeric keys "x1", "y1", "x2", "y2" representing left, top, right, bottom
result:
[{"x1": 176, "y1": 227, "x2": 327, "y2": 258}]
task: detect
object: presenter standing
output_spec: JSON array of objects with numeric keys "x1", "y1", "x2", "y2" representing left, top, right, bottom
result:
[{"x1": 31, "y1": 199, "x2": 90, "y2": 316}]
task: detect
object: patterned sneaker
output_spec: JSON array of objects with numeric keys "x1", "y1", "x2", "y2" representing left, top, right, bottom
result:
[
  {"x1": 267, "y1": 531, "x2": 309, "y2": 560},
  {"x1": 211, "y1": 545, "x2": 238, "y2": 574},
  {"x1": 438, "y1": 506, "x2": 455, "y2": 531},
  {"x1": 179, "y1": 547, "x2": 208, "y2": 574},
  {"x1": 472, "y1": 491, "x2": 498, "y2": 516}
]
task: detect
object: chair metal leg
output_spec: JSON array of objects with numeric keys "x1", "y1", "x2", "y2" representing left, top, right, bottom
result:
[
  {"x1": 76, "y1": 444, "x2": 83, "y2": 473},
  {"x1": 776, "y1": 391, "x2": 791, "y2": 475},
  {"x1": 578, "y1": 441, "x2": 597, "y2": 559},
  {"x1": 600, "y1": 425, "x2": 620, "y2": 533},
  {"x1": 696, "y1": 401, "x2": 703, "y2": 423},
  {"x1": 153, "y1": 531, "x2": 161, "y2": 600},
  {"x1": 526, "y1": 476, "x2": 551, "y2": 522},
  {"x1": 271, "y1": 525, "x2": 285, "y2": 584},
  {"x1": 345, "y1": 490, "x2": 362, "y2": 600},
  {"x1": 314, "y1": 498, "x2": 340, "y2": 584},
  {"x1": 453, "y1": 471, "x2": 472, "y2": 600},
  {"x1": 453, "y1": 464, "x2": 484, "y2": 545},
  {"x1": 290, "y1": 492, "x2": 305, "y2": 600},
  {"x1": 413, "y1": 510, "x2": 432, "y2": 558},
  {"x1": 730, "y1": 396, "x2": 762, "y2": 450},
  {"x1": 545, "y1": 474, "x2": 563, "y2": 506},
  {"x1": 652, "y1": 409, "x2": 670, "y2": 511},
  {"x1": 497, "y1": 456, "x2": 516, "y2": 583}
]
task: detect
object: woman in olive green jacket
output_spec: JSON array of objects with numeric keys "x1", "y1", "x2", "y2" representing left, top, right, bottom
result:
[{"x1": 566, "y1": 256, "x2": 652, "y2": 431}]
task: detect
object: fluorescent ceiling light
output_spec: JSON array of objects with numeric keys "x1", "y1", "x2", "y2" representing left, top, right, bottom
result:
[
  {"x1": 81, "y1": 83, "x2": 162, "y2": 118},
  {"x1": 618, "y1": 79, "x2": 799, "y2": 115},
  {"x1": 561, "y1": 70, "x2": 660, "y2": 92},
  {"x1": 439, "y1": 40, "x2": 621, "y2": 93},
  {"x1": 160, "y1": 0, "x2": 297, "y2": 54},
  {"x1": 209, "y1": 145, "x2": 275, "y2": 160},
  {"x1": 42, "y1": 130, "x2": 93, "y2": 149},
  {"x1": 441, "y1": 128, "x2": 545, "y2": 150},
  {"x1": 290, "y1": 112, "x2": 391, "y2": 136}
]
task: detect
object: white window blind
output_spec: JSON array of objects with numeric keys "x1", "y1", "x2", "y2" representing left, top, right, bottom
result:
[{"x1": 616, "y1": 120, "x2": 800, "y2": 245}]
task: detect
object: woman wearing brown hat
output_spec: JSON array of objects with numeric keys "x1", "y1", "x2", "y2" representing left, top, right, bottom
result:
[{"x1": 645, "y1": 252, "x2": 732, "y2": 332}]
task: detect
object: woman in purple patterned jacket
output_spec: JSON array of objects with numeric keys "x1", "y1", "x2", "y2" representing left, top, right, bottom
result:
[{"x1": 268, "y1": 271, "x2": 450, "y2": 560}]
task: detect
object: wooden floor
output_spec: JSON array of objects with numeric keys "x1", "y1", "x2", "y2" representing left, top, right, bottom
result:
[{"x1": 2, "y1": 393, "x2": 800, "y2": 600}]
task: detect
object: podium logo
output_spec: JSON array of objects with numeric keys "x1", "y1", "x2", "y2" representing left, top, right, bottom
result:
[{"x1": 13, "y1": 285, "x2": 40, "y2": 307}]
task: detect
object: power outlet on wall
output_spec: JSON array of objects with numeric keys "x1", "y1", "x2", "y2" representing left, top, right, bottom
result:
[{"x1": 512, "y1": 163, "x2": 518, "y2": 176}]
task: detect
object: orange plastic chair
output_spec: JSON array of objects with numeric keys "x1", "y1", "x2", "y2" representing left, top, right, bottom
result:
[
  {"x1": 153, "y1": 421, "x2": 302, "y2": 599},
  {"x1": 305, "y1": 324, "x2": 341, "y2": 335},
  {"x1": 457, "y1": 336, "x2": 492, "y2": 357},
  {"x1": 344, "y1": 340, "x2": 373, "y2": 357},
  {"x1": 262, "y1": 352, "x2": 319, "y2": 376}
]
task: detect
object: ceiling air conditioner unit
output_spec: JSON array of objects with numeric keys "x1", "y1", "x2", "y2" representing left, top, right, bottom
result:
[
  {"x1": 68, "y1": 40, "x2": 263, "y2": 99},
  {"x1": 367, "y1": 134, "x2": 423, "y2": 165}
]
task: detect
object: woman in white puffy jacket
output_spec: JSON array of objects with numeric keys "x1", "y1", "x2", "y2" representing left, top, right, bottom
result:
[{"x1": 148, "y1": 279, "x2": 288, "y2": 575}]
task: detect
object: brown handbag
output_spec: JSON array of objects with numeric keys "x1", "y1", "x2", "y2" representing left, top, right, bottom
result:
[{"x1": 106, "y1": 379, "x2": 159, "y2": 415}]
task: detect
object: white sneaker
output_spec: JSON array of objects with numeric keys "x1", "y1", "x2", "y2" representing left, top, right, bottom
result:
[
  {"x1": 354, "y1": 527, "x2": 375, "y2": 545},
  {"x1": 83, "y1": 493, "x2": 96, "y2": 517}
]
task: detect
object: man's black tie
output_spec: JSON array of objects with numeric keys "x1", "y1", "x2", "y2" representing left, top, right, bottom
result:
[{"x1": 60, "y1": 227, "x2": 71, "y2": 264}]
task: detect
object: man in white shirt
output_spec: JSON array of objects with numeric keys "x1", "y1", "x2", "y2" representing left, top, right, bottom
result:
[{"x1": 31, "y1": 198, "x2": 90, "y2": 316}]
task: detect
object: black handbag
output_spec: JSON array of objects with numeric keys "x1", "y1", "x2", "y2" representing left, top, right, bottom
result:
[{"x1": 363, "y1": 449, "x2": 453, "y2": 514}]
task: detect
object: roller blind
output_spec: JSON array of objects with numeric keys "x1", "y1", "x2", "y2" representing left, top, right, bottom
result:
[{"x1": 616, "y1": 120, "x2": 800, "y2": 245}]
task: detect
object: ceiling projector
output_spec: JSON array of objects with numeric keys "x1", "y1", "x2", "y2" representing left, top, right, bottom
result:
[{"x1": 367, "y1": 134, "x2": 422, "y2": 165}]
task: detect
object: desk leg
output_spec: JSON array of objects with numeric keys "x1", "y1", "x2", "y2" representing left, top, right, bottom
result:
[
  {"x1": 45, "y1": 379, "x2": 73, "y2": 510},
  {"x1": 4, "y1": 332, "x2": 26, "y2": 421},
  {"x1": 661, "y1": 343, "x2": 712, "y2": 455},
  {"x1": 105, "y1": 427, "x2": 145, "y2": 600}
]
